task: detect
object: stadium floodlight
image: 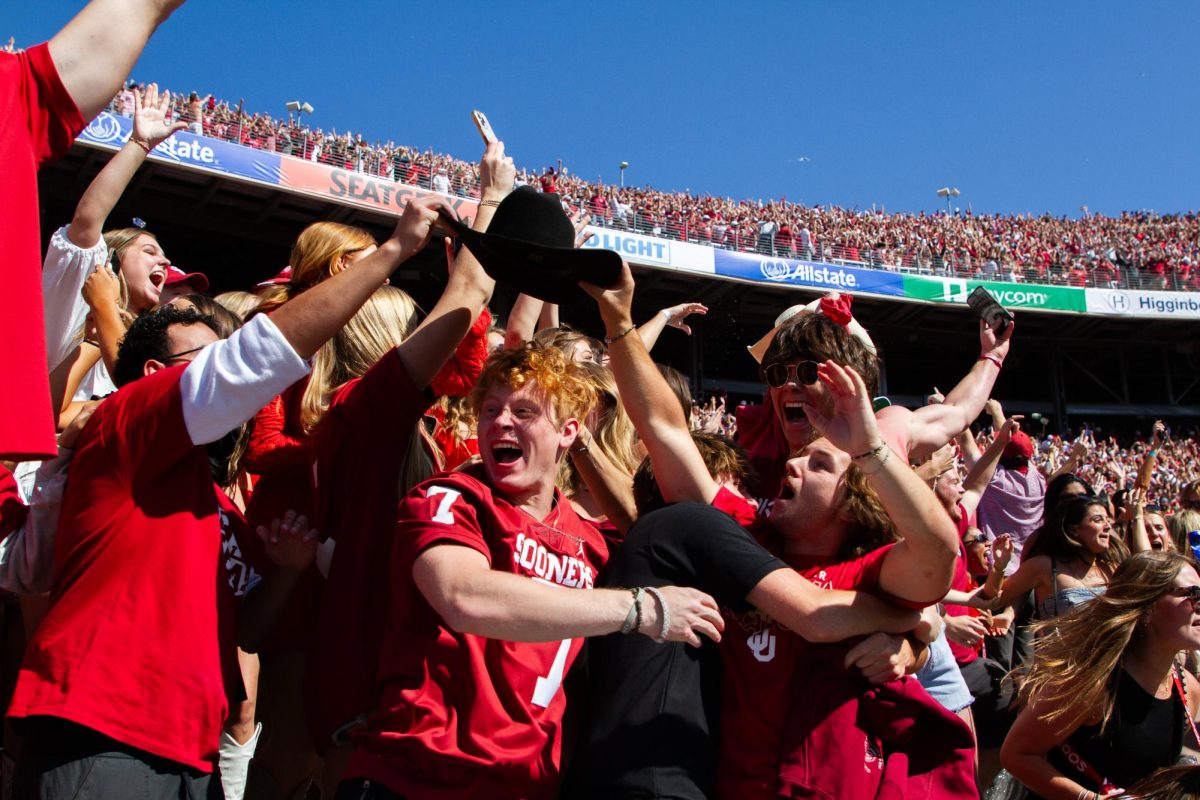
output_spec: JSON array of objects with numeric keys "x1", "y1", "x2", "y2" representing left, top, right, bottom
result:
[
  {"x1": 619, "y1": 161, "x2": 629, "y2": 188},
  {"x1": 936, "y1": 186, "x2": 960, "y2": 214},
  {"x1": 285, "y1": 100, "x2": 315, "y2": 121}
]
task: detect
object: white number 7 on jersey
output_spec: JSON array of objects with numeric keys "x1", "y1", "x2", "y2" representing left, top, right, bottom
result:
[
  {"x1": 426, "y1": 486, "x2": 462, "y2": 525},
  {"x1": 531, "y1": 638, "x2": 572, "y2": 708}
]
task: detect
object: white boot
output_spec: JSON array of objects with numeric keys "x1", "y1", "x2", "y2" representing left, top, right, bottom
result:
[{"x1": 219, "y1": 722, "x2": 262, "y2": 800}]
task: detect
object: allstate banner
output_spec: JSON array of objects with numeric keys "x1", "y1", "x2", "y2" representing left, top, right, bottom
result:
[
  {"x1": 78, "y1": 112, "x2": 284, "y2": 185},
  {"x1": 712, "y1": 250, "x2": 905, "y2": 296},
  {"x1": 902, "y1": 275, "x2": 1087, "y2": 313},
  {"x1": 1086, "y1": 288, "x2": 1200, "y2": 319}
]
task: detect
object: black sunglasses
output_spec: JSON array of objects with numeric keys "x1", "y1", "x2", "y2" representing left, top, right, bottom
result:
[
  {"x1": 761, "y1": 360, "x2": 820, "y2": 389},
  {"x1": 1171, "y1": 585, "x2": 1200, "y2": 613}
]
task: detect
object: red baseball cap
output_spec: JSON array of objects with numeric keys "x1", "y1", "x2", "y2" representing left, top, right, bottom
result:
[
  {"x1": 164, "y1": 265, "x2": 210, "y2": 293},
  {"x1": 1003, "y1": 431, "x2": 1034, "y2": 460},
  {"x1": 256, "y1": 266, "x2": 292, "y2": 287}
]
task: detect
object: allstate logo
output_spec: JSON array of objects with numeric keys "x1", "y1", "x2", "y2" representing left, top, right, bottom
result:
[
  {"x1": 82, "y1": 112, "x2": 125, "y2": 145},
  {"x1": 1106, "y1": 291, "x2": 1131, "y2": 313},
  {"x1": 760, "y1": 259, "x2": 792, "y2": 281}
]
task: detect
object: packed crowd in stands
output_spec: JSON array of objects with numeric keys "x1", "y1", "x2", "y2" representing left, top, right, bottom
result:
[
  {"x1": 6, "y1": 7, "x2": 1200, "y2": 800},
  {"x1": 101, "y1": 77, "x2": 1200, "y2": 293}
]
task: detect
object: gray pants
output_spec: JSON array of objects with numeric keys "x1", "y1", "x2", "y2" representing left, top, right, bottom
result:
[{"x1": 15, "y1": 719, "x2": 217, "y2": 800}]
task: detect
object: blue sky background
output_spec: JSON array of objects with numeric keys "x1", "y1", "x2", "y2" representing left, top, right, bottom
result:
[{"x1": 9, "y1": 1, "x2": 1199, "y2": 217}]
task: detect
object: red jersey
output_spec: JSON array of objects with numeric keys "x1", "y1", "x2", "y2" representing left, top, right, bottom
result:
[
  {"x1": 345, "y1": 466, "x2": 609, "y2": 800},
  {"x1": 8, "y1": 367, "x2": 245, "y2": 772},
  {"x1": 0, "y1": 43, "x2": 86, "y2": 460},
  {"x1": 715, "y1": 543, "x2": 895, "y2": 800},
  {"x1": 305, "y1": 348, "x2": 433, "y2": 746}
]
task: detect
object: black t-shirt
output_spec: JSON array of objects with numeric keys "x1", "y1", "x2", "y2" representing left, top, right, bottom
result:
[{"x1": 564, "y1": 502, "x2": 785, "y2": 799}]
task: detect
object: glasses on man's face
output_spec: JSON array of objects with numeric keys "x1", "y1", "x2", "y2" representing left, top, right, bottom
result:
[
  {"x1": 163, "y1": 344, "x2": 207, "y2": 365},
  {"x1": 762, "y1": 360, "x2": 820, "y2": 389},
  {"x1": 1171, "y1": 585, "x2": 1200, "y2": 613}
]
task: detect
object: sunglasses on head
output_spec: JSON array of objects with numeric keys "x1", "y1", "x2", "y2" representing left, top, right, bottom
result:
[{"x1": 762, "y1": 360, "x2": 820, "y2": 388}]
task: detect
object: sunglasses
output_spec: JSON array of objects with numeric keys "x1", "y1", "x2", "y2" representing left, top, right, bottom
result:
[
  {"x1": 1171, "y1": 585, "x2": 1200, "y2": 613},
  {"x1": 163, "y1": 344, "x2": 208, "y2": 364},
  {"x1": 761, "y1": 360, "x2": 820, "y2": 388}
]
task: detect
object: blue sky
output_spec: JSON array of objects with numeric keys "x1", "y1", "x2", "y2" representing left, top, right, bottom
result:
[{"x1": 11, "y1": 1, "x2": 1199, "y2": 217}]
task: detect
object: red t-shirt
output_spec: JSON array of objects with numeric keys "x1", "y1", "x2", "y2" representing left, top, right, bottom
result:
[
  {"x1": 345, "y1": 467, "x2": 609, "y2": 800},
  {"x1": 715, "y1": 540, "x2": 895, "y2": 800},
  {"x1": 304, "y1": 348, "x2": 433, "y2": 747},
  {"x1": 0, "y1": 43, "x2": 86, "y2": 460},
  {"x1": 7, "y1": 367, "x2": 243, "y2": 772}
]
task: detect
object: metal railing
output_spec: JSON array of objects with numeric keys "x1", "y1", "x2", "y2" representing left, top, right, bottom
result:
[{"x1": 108, "y1": 91, "x2": 1200, "y2": 294}]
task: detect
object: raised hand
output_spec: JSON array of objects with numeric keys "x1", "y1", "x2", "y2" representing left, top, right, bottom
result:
[
  {"x1": 479, "y1": 140, "x2": 516, "y2": 203},
  {"x1": 132, "y1": 83, "x2": 187, "y2": 150},
  {"x1": 991, "y1": 533, "x2": 1014, "y2": 573},
  {"x1": 979, "y1": 315, "x2": 1014, "y2": 363},
  {"x1": 256, "y1": 510, "x2": 318, "y2": 570},
  {"x1": 393, "y1": 195, "x2": 452, "y2": 259},
  {"x1": 570, "y1": 209, "x2": 594, "y2": 248},
  {"x1": 799, "y1": 360, "x2": 881, "y2": 458},
  {"x1": 659, "y1": 302, "x2": 709, "y2": 335},
  {"x1": 580, "y1": 260, "x2": 635, "y2": 329}
]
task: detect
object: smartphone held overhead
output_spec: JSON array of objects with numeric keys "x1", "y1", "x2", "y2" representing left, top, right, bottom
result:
[
  {"x1": 472, "y1": 110, "x2": 497, "y2": 144},
  {"x1": 966, "y1": 286, "x2": 1014, "y2": 334}
]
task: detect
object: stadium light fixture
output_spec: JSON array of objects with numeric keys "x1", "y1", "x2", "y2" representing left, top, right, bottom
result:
[
  {"x1": 619, "y1": 161, "x2": 629, "y2": 188},
  {"x1": 936, "y1": 186, "x2": 960, "y2": 215},
  {"x1": 285, "y1": 100, "x2": 315, "y2": 122}
]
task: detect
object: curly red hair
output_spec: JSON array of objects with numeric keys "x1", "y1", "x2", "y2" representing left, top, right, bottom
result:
[{"x1": 470, "y1": 344, "x2": 597, "y2": 426}]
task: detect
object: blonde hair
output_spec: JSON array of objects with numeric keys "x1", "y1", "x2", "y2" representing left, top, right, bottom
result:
[
  {"x1": 560, "y1": 362, "x2": 640, "y2": 495},
  {"x1": 300, "y1": 285, "x2": 420, "y2": 432},
  {"x1": 213, "y1": 290, "x2": 262, "y2": 321},
  {"x1": 103, "y1": 227, "x2": 159, "y2": 312},
  {"x1": 1019, "y1": 551, "x2": 1191, "y2": 733},
  {"x1": 1169, "y1": 509, "x2": 1200, "y2": 556},
  {"x1": 257, "y1": 222, "x2": 377, "y2": 311}
]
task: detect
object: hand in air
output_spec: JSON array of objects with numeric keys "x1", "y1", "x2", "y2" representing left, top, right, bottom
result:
[
  {"x1": 660, "y1": 302, "x2": 709, "y2": 336},
  {"x1": 799, "y1": 361, "x2": 881, "y2": 459},
  {"x1": 978, "y1": 315, "x2": 1014, "y2": 362},
  {"x1": 580, "y1": 260, "x2": 635, "y2": 328},
  {"x1": 132, "y1": 83, "x2": 187, "y2": 149},
  {"x1": 479, "y1": 140, "x2": 516, "y2": 203}
]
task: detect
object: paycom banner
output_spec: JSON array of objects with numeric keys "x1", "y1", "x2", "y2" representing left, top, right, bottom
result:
[{"x1": 902, "y1": 276, "x2": 1087, "y2": 313}]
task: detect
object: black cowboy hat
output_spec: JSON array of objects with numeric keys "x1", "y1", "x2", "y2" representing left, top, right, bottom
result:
[{"x1": 439, "y1": 186, "x2": 622, "y2": 304}]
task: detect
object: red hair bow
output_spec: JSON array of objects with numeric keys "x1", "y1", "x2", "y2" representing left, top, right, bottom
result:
[{"x1": 819, "y1": 294, "x2": 854, "y2": 326}]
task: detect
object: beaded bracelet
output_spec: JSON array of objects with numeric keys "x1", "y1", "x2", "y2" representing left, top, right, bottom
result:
[{"x1": 604, "y1": 325, "x2": 637, "y2": 345}]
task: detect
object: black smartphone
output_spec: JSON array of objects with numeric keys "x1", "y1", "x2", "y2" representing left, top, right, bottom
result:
[{"x1": 966, "y1": 286, "x2": 1013, "y2": 334}]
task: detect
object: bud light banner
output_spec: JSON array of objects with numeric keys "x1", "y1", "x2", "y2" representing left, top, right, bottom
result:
[
  {"x1": 78, "y1": 112, "x2": 284, "y2": 185},
  {"x1": 712, "y1": 250, "x2": 905, "y2": 296}
]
